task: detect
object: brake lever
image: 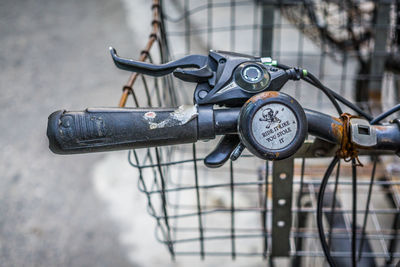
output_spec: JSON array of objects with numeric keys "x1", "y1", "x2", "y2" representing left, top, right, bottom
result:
[
  {"x1": 109, "y1": 47, "x2": 213, "y2": 82},
  {"x1": 110, "y1": 47, "x2": 292, "y2": 107}
]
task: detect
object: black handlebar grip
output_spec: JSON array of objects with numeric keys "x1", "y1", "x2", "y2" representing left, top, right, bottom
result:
[{"x1": 47, "y1": 106, "x2": 200, "y2": 154}]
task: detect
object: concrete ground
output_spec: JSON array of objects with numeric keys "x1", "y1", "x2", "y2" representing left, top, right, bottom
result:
[{"x1": 0, "y1": 0, "x2": 146, "y2": 266}]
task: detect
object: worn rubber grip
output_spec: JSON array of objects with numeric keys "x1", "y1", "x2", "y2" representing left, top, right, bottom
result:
[{"x1": 47, "y1": 106, "x2": 199, "y2": 154}]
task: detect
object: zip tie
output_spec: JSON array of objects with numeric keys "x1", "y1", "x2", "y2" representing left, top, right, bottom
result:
[
  {"x1": 140, "y1": 50, "x2": 150, "y2": 56},
  {"x1": 122, "y1": 85, "x2": 133, "y2": 94},
  {"x1": 151, "y1": 3, "x2": 160, "y2": 10},
  {"x1": 149, "y1": 33, "x2": 158, "y2": 40}
]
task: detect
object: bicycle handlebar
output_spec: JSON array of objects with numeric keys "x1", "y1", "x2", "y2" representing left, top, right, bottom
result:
[
  {"x1": 47, "y1": 105, "x2": 399, "y2": 155},
  {"x1": 47, "y1": 106, "x2": 238, "y2": 154}
]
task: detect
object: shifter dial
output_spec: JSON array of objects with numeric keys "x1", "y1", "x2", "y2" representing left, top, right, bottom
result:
[{"x1": 234, "y1": 62, "x2": 270, "y2": 93}]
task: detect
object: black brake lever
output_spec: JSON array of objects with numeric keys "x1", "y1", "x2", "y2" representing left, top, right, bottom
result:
[
  {"x1": 109, "y1": 47, "x2": 213, "y2": 81},
  {"x1": 110, "y1": 47, "x2": 291, "y2": 106}
]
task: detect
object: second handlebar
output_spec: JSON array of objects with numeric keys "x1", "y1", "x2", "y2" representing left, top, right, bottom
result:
[{"x1": 47, "y1": 105, "x2": 345, "y2": 155}]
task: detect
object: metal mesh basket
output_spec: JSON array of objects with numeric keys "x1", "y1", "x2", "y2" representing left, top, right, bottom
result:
[{"x1": 121, "y1": 0, "x2": 400, "y2": 265}]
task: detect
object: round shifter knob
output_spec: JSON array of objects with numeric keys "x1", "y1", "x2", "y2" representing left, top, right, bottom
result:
[
  {"x1": 234, "y1": 62, "x2": 270, "y2": 93},
  {"x1": 243, "y1": 66, "x2": 262, "y2": 82},
  {"x1": 238, "y1": 91, "x2": 307, "y2": 160}
]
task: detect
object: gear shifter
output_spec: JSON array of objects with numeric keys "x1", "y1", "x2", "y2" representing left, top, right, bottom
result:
[{"x1": 109, "y1": 47, "x2": 296, "y2": 166}]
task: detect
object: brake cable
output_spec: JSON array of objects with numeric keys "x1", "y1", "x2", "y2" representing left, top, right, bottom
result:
[
  {"x1": 370, "y1": 103, "x2": 400, "y2": 125},
  {"x1": 277, "y1": 63, "x2": 373, "y2": 120},
  {"x1": 317, "y1": 156, "x2": 340, "y2": 267}
]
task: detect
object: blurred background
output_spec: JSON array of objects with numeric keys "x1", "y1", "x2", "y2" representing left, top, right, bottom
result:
[
  {"x1": 1, "y1": 0, "x2": 399, "y2": 266},
  {"x1": 0, "y1": 0, "x2": 152, "y2": 266}
]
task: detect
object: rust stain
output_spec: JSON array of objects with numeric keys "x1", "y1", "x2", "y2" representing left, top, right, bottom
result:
[
  {"x1": 335, "y1": 113, "x2": 363, "y2": 166},
  {"x1": 331, "y1": 116, "x2": 342, "y2": 123},
  {"x1": 275, "y1": 152, "x2": 280, "y2": 158},
  {"x1": 246, "y1": 91, "x2": 280, "y2": 104},
  {"x1": 331, "y1": 121, "x2": 343, "y2": 141},
  {"x1": 374, "y1": 125, "x2": 387, "y2": 131}
]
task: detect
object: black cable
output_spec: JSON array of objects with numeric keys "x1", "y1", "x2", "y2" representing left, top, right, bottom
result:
[
  {"x1": 370, "y1": 103, "x2": 400, "y2": 125},
  {"x1": 276, "y1": 63, "x2": 373, "y2": 120},
  {"x1": 317, "y1": 156, "x2": 339, "y2": 267},
  {"x1": 328, "y1": 160, "x2": 341, "y2": 249},
  {"x1": 302, "y1": 75, "x2": 373, "y2": 120},
  {"x1": 281, "y1": 65, "x2": 342, "y2": 115},
  {"x1": 351, "y1": 158, "x2": 357, "y2": 267},
  {"x1": 301, "y1": 70, "x2": 400, "y2": 125},
  {"x1": 303, "y1": 75, "x2": 373, "y2": 120},
  {"x1": 326, "y1": 88, "x2": 373, "y2": 121},
  {"x1": 305, "y1": 72, "x2": 343, "y2": 115},
  {"x1": 276, "y1": 63, "x2": 290, "y2": 69}
]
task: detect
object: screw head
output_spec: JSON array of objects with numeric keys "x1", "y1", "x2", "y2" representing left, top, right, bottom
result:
[{"x1": 198, "y1": 90, "x2": 208, "y2": 99}]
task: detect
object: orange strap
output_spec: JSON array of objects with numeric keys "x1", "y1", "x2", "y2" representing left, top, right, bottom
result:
[{"x1": 336, "y1": 113, "x2": 363, "y2": 166}]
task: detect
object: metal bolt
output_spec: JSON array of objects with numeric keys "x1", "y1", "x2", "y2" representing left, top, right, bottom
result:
[
  {"x1": 198, "y1": 90, "x2": 208, "y2": 99},
  {"x1": 269, "y1": 67, "x2": 278, "y2": 72}
]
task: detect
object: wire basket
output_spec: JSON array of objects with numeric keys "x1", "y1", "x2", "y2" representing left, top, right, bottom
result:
[{"x1": 121, "y1": 0, "x2": 400, "y2": 265}]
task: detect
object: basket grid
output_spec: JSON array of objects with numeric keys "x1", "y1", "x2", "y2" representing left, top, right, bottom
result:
[{"x1": 122, "y1": 0, "x2": 400, "y2": 265}]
